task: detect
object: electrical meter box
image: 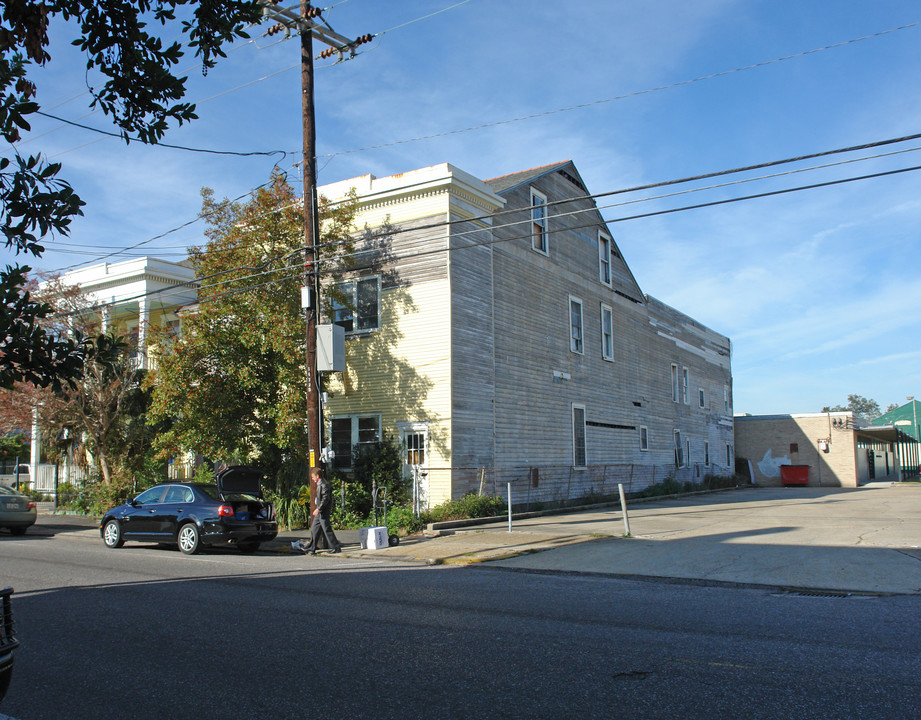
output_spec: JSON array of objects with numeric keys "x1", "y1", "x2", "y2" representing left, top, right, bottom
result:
[{"x1": 317, "y1": 324, "x2": 345, "y2": 372}]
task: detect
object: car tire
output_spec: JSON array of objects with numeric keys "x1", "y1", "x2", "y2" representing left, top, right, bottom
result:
[
  {"x1": 177, "y1": 523, "x2": 201, "y2": 555},
  {"x1": 102, "y1": 520, "x2": 124, "y2": 548},
  {"x1": 237, "y1": 541, "x2": 261, "y2": 553},
  {"x1": 10, "y1": 527, "x2": 27, "y2": 536},
  {"x1": 389, "y1": 534, "x2": 400, "y2": 547}
]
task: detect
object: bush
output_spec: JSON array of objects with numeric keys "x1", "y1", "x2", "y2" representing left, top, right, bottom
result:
[
  {"x1": 268, "y1": 484, "x2": 311, "y2": 531},
  {"x1": 383, "y1": 504, "x2": 423, "y2": 536},
  {"x1": 425, "y1": 493, "x2": 506, "y2": 523}
]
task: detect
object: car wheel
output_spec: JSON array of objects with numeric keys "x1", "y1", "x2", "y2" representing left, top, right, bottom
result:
[
  {"x1": 102, "y1": 520, "x2": 124, "y2": 548},
  {"x1": 10, "y1": 527, "x2": 27, "y2": 536},
  {"x1": 389, "y1": 534, "x2": 400, "y2": 547},
  {"x1": 177, "y1": 523, "x2": 201, "y2": 555},
  {"x1": 237, "y1": 540, "x2": 260, "y2": 553}
]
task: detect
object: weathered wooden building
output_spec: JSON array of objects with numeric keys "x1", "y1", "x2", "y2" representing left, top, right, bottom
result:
[{"x1": 320, "y1": 161, "x2": 733, "y2": 507}]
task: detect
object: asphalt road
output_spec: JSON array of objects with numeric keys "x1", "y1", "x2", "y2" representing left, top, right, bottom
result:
[{"x1": 2, "y1": 516, "x2": 921, "y2": 719}]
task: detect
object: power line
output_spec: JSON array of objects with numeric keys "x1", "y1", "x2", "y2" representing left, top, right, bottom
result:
[
  {"x1": 315, "y1": 20, "x2": 921, "y2": 159},
  {"x1": 47, "y1": 157, "x2": 921, "y2": 319},
  {"x1": 39, "y1": 131, "x2": 921, "y2": 274}
]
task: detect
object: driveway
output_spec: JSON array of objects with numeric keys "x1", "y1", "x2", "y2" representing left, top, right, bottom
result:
[{"x1": 478, "y1": 483, "x2": 921, "y2": 594}]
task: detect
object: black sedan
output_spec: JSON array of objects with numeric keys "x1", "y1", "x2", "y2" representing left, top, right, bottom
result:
[{"x1": 100, "y1": 467, "x2": 277, "y2": 555}]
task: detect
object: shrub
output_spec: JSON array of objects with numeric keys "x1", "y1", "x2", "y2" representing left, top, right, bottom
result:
[
  {"x1": 425, "y1": 493, "x2": 506, "y2": 523},
  {"x1": 384, "y1": 504, "x2": 423, "y2": 536},
  {"x1": 268, "y1": 484, "x2": 311, "y2": 531}
]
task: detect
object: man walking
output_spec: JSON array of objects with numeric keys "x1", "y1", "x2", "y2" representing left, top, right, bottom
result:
[{"x1": 292, "y1": 466, "x2": 342, "y2": 554}]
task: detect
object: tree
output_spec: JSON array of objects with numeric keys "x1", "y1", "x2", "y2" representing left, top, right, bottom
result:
[
  {"x1": 0, "y1": 0, "x2": 263, "y2": 390},
  {"x1": 822, "y1": 394, "x2": 882, "y2": 420},
  {"x1": 147, "y1": 172, "x2": 369, "y2": 485}
]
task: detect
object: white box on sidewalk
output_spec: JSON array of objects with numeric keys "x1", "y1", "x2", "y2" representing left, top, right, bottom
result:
[{"x1": 359, "y1": 526, "x2": 389, "y2": 550}]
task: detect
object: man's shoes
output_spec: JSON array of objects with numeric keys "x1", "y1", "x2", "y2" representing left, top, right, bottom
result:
[
  {"x1": 307, "y1": 549, "x2": 316, "y2": 555},
  {"x1": 331, "y1": 547, "x2": 342, "y2": 554},
  {"x1": 290, "y1": 541, "x2": 304, "y2": 554}
]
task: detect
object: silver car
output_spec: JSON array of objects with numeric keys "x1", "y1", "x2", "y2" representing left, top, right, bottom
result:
[{"x1": 0, "y1": 485, "x2": 37, "y2": 535}]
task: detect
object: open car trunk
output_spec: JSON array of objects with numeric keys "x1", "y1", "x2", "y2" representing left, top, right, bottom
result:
[{"x1": 215, "y1": 466, "x2": 275, "y2": 521}]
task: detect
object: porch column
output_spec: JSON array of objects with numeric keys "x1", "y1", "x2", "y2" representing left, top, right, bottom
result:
[
  {"x1": 30, "y1": 405, "x2": 40, "y2": 468},
  {"x1": 138, "y1": 297, "x2": 149, "y2": 369}
]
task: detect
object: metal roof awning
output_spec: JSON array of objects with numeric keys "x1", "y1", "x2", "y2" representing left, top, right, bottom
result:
[{"x1": 855, "y1": 425, "x2": 918, "y2": 444}]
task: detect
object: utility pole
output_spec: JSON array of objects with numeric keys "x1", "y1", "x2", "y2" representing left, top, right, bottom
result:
[{"x1": 259, "y1": 2, "x2": 373, "y2": 477}]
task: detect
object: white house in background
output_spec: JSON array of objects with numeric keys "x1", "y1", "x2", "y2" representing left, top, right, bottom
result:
[
  {"x1": 32, "y1": 257, "x2": 198, "y2": 486},
  {"x1": 48, "y1": 256, "x2": 198, "y2": 369}
]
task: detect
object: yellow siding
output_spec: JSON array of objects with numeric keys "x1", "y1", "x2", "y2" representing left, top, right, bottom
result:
[{"x1": 324, "y1": 278, "x2": 454, "y2": 505}]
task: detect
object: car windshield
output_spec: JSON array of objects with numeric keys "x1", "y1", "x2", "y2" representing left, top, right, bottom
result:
[{"x1": 198, "y1": 484, "x2": 259, "y2": 502}]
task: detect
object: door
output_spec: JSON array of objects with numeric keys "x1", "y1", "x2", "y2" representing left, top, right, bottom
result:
[
  {"x1": 121, "y1": 486, "x2": 168, "y2": 538},
  {"x1": 399, "y1": 424, "x2": 428, "y2": 511}
]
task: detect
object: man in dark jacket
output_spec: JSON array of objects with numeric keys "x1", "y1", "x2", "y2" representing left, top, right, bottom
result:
[{"x1": 295, "y1": 466, "x2": 341, "y2": 554}]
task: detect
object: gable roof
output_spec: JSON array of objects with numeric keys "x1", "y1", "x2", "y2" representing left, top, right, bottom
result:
[{"x1": 485, "y1": 161, "x2": 573, "y2": 194}]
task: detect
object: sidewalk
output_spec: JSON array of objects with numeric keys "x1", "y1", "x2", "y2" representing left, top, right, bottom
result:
[{"x1": 281, "y1": 483, "x2": 921, "y2": 595}]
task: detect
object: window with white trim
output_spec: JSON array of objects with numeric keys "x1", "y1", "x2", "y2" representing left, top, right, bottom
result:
[
  {"x1": 671, "y1": 364, "x2": 679, "y2": 403},
  {"x1": 530, "y1": 188, "x2": 549, "y2": 254},
  {"x1": 330, "y1": 414, "x2": 381, "y2": 469},
  {"x1": 569, "y1": 296, "x2": 584, "y2": 354},
  {"x1": 726, "y1": 443, "x2": 733, "y2": 468},
  {"x1": 333, "y1": 276, "x2": 380, "y2": 334},
  {"x1": 704, "y1": 441, "x2": 710, "y2": 466},
  {"x1": 598, "y1": 232, "x2": 612, "y2": 285},
  {"x1": 699, "y1": 388, "x2": 706, "y2": 408},
  {"x1": 682, "y1": 367, "x2": 689, "y2": 405},
  {"x1": 639, "y1": 426, "x2": 648, "y2": 451},
  {"x1": 674, "y1": 429, "x2": 684, "y2": 467},
  {"x1": 572, "y1": 404, "x2": 586, "y2": 467},
  {"x1": 600, "y1": 303, "x2": 614, "y2": 361}
]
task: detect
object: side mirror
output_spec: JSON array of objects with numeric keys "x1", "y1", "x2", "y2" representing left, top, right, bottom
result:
[{"x1": 130, "y1": 499, "x2": 140, "y2": 507}]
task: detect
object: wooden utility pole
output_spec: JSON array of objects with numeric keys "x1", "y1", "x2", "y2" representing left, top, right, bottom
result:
[
  {"x1": 259, "y1": 1, "x2": 373, "y2": 474},
  {"x1": 300, "y1": 1, "x2": 321, "y2": 472}
]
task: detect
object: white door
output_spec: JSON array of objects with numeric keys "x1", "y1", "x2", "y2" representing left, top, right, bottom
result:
[{"x1": 399, "y1": 424, "x2": 429, "y2": 511}]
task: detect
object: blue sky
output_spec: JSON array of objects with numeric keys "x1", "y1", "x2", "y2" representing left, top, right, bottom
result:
[{"x1": 10, "y1": 0, "x2": 921, "y2": 415}]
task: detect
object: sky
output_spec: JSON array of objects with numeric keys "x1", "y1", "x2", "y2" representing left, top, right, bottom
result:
[{"x1": 8, "y1": 0, "x2": 921, "y2": 416}]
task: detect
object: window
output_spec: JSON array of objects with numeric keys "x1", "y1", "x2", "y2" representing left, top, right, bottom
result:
[
  {"x1": 671, "y1": 364, "x2": 679, "y2": 403},
  {"x1": 674, "y1": 430, "x2": 684, "y2": 467},
  {"x1": 704, "y1": 441, "x2": 710, "y2": 466},
  {"x1": 726, "y1": 443, "x2": 733, "y2": 468},
  {"x1": 333, "y1": 276, "x2": 380, "y2": 334},
  {"x1": 405, "y1": 433, "x2": 425, "y2": 466},
  {"x1": 724, "y1": 385, "x2": 730, "y2": 413},
  {"x1": 572, "y1": 405, "x2": 586, "y2": 467},
  {"x1": 600, "y1": 304, "x2": 613, "y2": 361},
  {"x1": 164, "y1": 485, "x2": 193, "y2": 504},
  {"x1": 699, "y1": 388, "x2": 706, "y2": 408},
  {"x1": 530, "y1": 188, "x2": 548, "y2": 254},
  {"x1": 640, "y1": 426, "x2": 649, "y2": 451},
  {"x1": 330, "y1": 414, "x2": 381, "y2": 469},
  {"x1": 682, "y1": 367, "x2": 689, "y2": 405},
  {"x1": 569, "y1": 297, "x2": 583, "y2": 354},
  {"x1": 598, "y1": 232, "x2": 612, "y2": 285}
]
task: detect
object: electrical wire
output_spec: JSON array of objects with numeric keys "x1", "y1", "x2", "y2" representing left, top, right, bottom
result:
[
  {"x1": 38, "y1": 131, "x2": 921, "y2": 274},
  {"x1": 315, "y1": 20, "x2": 921, "y2": 159},
  {"x1": 46, "y1": 157, "x2": 921, "y2": 320}
]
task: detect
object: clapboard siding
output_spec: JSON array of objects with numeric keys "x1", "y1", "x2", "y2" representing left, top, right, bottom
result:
[
  {"x1": 486, "y1": 162, "x2": 733, "y2": 474},
  {"x1": 449, "y1": 217, "x2": 497, "y2": 474},
  {"x1": 320, "y1": 160, "x2": 733, "y2": 506}
]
